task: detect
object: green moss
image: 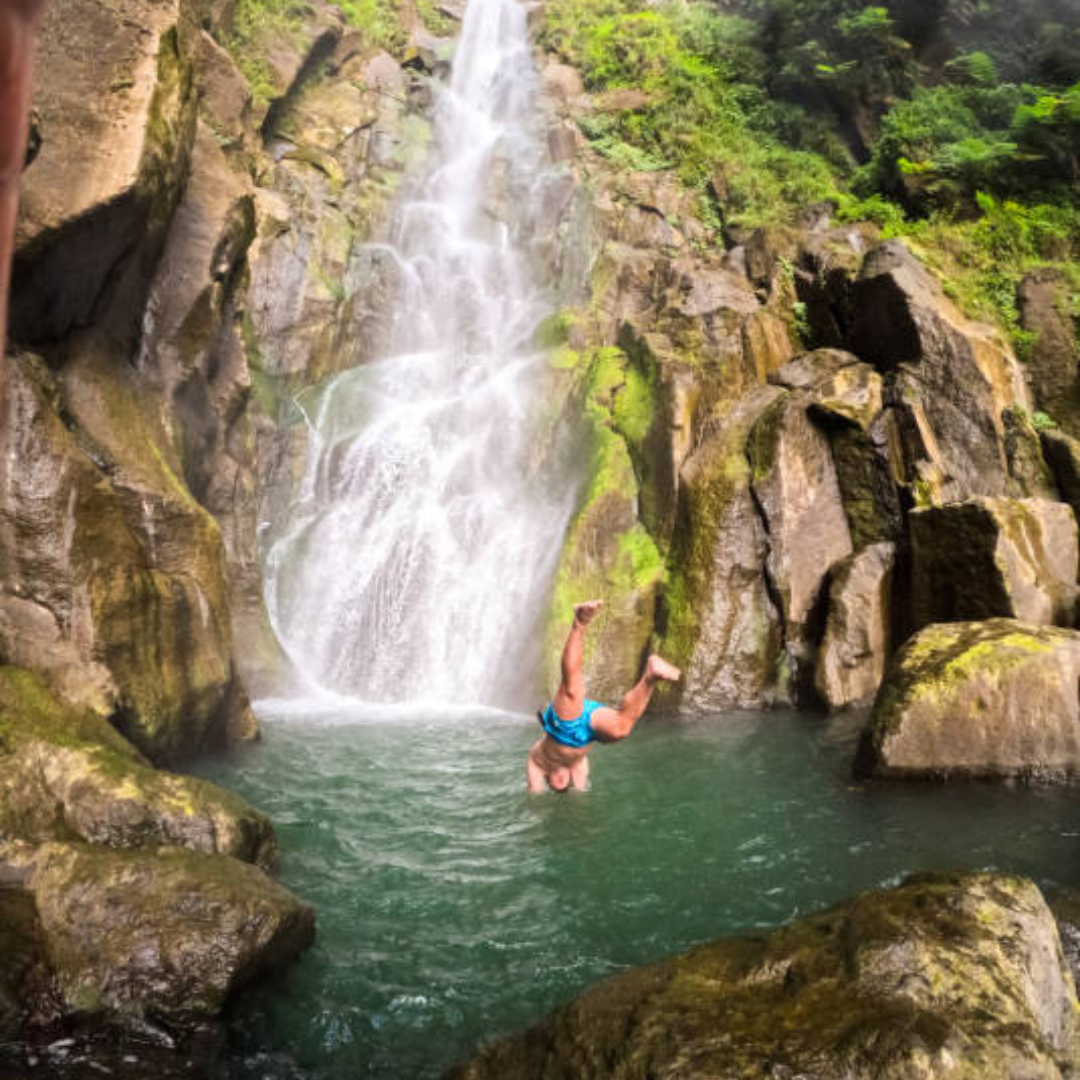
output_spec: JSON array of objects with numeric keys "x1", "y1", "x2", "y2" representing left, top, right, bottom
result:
[
  {"x1": 0, "y1": 667, "x2": 140, "y2": 766},
  {"x1": 870, "y1": 622, "x2": 1063, "y2": 742}
]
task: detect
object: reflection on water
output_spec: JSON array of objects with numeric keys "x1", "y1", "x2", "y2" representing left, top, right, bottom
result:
[{"x1": 195, "y1": 704, "x2": 1080, "y2": 1080}]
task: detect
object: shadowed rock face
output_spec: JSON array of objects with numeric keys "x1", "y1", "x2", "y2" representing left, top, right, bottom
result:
[
  {"x1": 909, "y1": 498, "x2": 1079, "y2": 631},
  {"x1": 855, "y1": 619, "x2": 1080, "y2": 782},
  {"x1": 850, "y1": 240, "x2": 1028, "y2": 502},
  {"x1": 445, "y1": 873, "x2": 1080, "y2": 1080},
  {"x1": 10, "y1": 0, "x2": 197, "y2": 348}
]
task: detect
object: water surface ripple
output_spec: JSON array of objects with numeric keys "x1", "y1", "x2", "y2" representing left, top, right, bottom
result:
[{"x1": 197, "y1": 705, "x2": 1080, "y2": 1080}]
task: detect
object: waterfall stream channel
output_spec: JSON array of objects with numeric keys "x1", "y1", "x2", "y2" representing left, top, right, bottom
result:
[{"x1": 192, "y1": 1, "x2": 1080, "y2": 1078}]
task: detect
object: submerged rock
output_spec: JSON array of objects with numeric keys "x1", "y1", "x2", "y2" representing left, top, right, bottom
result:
[
  {"x1": 0, "y1": 841, "x2": 314, "y2": 1035},
  {"x1": 855, "y1": 619, "x2": 1080, "y2": 782},
  {"x1": 910, "y1": 497, "x2": 1078, "y2": 630},
  {"x1": 815, "y1": 542, "x2": 895, "y2": 710},
  {"x1": 446, "y1": 873, "x2": 1080, "y2": 1080},
  {"x1": 0, "y1": 667, "x2": 276, "y2": 870}
]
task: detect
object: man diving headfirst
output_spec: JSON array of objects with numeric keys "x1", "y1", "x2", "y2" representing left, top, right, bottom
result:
[{"x1": 526, "y1": 599, "x2": 681, "y2": 792}]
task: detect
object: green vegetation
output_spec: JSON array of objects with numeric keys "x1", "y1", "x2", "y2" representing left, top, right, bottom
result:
[
  {"x1": 540, "y1": 0, "x2": 1080, "y2": 349},
  {"x1": 223, "y1": 0, "x2": 406, "y2": 109}
]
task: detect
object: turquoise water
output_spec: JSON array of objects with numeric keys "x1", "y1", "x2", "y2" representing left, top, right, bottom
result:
[{"x1": 196, "y1": 703, "x2": 1080, "y2": 1080}]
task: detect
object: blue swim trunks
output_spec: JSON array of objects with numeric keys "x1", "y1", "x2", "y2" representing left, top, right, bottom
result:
[{"x1": 538, "y1": 700, "x2": 605, "y2": 748}]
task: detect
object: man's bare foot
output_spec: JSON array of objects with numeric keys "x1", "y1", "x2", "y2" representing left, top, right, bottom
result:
[
  {"x1": 573, "y1": 599, "x2": 603, "y2": 627},
  {"x1": 645, "y1": 654, "x2": 681, "y2": 682}
]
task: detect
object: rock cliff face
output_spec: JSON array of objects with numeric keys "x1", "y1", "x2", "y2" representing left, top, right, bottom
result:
[
  {"x1": 536, "y1": 54, "x2": 1077, "y2": 717},
  {"x1": 3, "y1": 0, "x2": 1079, "y2": 1060},
  {"x1": 447, "y1": 873, "x2": 1080, "y2": 1080},
  {"x1": 2, "y1": 0, "x2": 441, "y2": 1051}
]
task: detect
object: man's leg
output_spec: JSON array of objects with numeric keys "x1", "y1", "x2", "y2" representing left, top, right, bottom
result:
[
  {"x1": 568, "y1": 754, "x2": 590, "y2": 791},
  {"x1": 552, "y1": 599, "x2": 602, "y2": 719},
  {"x1": 525, "y1": 740, "x2": 549, "y2": 793},
  {"x1": 590, "y1": 655, "x2": 680, "y2": 742}
]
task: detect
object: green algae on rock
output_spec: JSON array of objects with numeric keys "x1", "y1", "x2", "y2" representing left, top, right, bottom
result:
[
  {"x1": 656, "y1": 386, "x2": 784, "y2": 710},
  {"x1": 545, "y1": 346, "x2": 664, "y2": 702},
  {"x1": 445, "y1": 872, "x2": 1080, "y2": 1080},
  {"x1": 0, "y1": 667, "x2": 277, "y2": 870},
  {"x1": 0, "y1": 840, "x2": 314, "y2": 1032},
  {"x1": 855, "y1": 619, "x2": 1080, "y2": 782}
]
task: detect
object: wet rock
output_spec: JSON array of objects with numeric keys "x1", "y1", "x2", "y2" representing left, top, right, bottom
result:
[
  {"x1": 1018, "y1": 269, "x2": 1080, "y2": 436},
  {"x1": 816, "y1": 542, "x2": 895, "y2": 711},
  {"x1": 546, "y1": 348, "x2": 664, "y2": 702},
  {"x1": 658, "y1": 387, "x2": 784, "y2": 710},
  {"x1": 748, "y1": 390, "x2": 854, "y2": 701},
  {"x1": 0, "y1": 667, "x2": 276, "y2": 870},
  {"x1": 0, "y1": 887, "x2": 55, "y2": 1040},
  {"x1": 910, "y1": 498, "x2": 1078, "y2": 630},
  {"x1": 10, "y1": 0, "x2": 197, "y2": 346},
  {"x1": 741, "y1": 309, "x2": 795, "y2": 385},
  {"x1": 0, "y1": 841, "x2": 314, "y2": 1034},
  {"x1": 772, "y1": 348, "x2": 884, "y2": 430},
  {"x1": 1004, "y1": 405, "x2": 1060, "y2": 499},
  {"x1": 855, "y1": 619, "x2": 1080, "y2": 782},
  {"x1": 446, "y1": 873, "x2": 1080, "y2": 1080},
  {"x1": 1042, "y1": 429, "x2": 1080, "y2": 517},
  {"x1": 849, "y1": 241, "x2": 1028, "y2": 499},
  {"x1": 795, "y1": 221, "x2": 879, "y2": 347},
  {"x1": 0, "y1": 351, "x2": 253, "y2": 764},
  {"x1": 194, "y1": 29, "x2": 251, "y2": 140}
]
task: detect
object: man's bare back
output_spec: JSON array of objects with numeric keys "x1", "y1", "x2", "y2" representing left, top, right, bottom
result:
[{"x1": 527, "y1": 600, "x2": 680, "y2": 793}]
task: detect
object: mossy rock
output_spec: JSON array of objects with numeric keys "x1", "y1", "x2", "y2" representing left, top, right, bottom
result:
[
  {"x1": 0, "y1": 666, "x2": 276, "y2": 870},
  {"x1": 446, "y1": 873, "x2": 1079, "y2": 1080},
  {"x1": 657, "y1": 386, "x2": 784, "y2": 710},
  {"x1": 545, "y1": 347, "x2": 664, "y2": 701},
  {"x1": 855, "y1": 619, "x2": 1080, "y2": 782},
  {"x1": 0, "y1": 840, "x2": 314, "y2": 1032}
]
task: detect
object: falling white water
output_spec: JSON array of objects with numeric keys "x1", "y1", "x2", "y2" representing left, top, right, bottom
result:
[{"x1": 263, "y1": 0, "x2": 579, "y2": 707}]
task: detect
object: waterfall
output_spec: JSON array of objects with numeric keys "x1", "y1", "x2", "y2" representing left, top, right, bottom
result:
[{"x1": 263, "y1": 0, "x2": 578, "y2": 708}]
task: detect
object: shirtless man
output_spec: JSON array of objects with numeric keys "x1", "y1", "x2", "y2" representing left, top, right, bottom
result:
[{"x1": 526, "y1": 599, "x2": 681, "y2": 793}]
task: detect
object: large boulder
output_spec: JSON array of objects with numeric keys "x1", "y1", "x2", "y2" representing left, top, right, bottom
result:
[
  {"x1": 0, "y1": 841, "x2": 314, "y2": 1036},
  {"x1": 0, "y1": 667, "x2": 275, "y2": 870},
  {"x1": 446, "y1": 873, "x2": 1080, "y2": 1080},
  {"x1": 816, "y1": 542, "x2": 895, "y2": 710},
  {"x1": 849, "y1": 241, "x2": 1028, "y2": 500},
  {"x1": 658, "y1": 387, "x2": 784, "y2": 710},
  {"x1": 910, "y1": 498, "x2": 1078, "y2": 630},
  {"x1": 855, "y1": 619, "x2": 1080, "y2": 781},
  {"x1": 748, "y1": 387, "x2": 854, "y2": 701},
  {"x1": 771, "y1": 348, "x2": 902, "y2": 548}
]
